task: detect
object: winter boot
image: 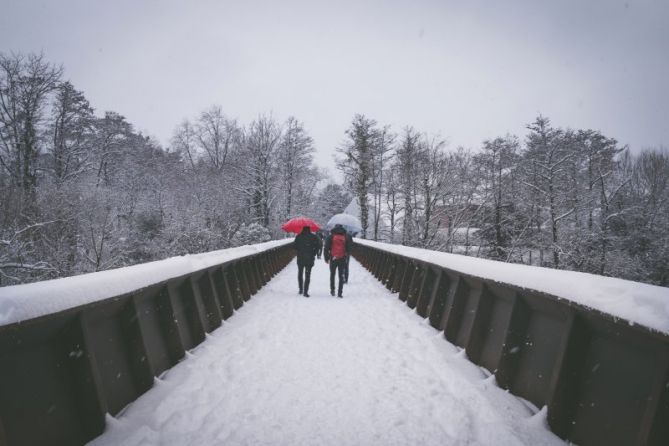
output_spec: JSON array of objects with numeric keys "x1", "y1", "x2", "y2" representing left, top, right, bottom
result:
[{"x1": 330, "y1": 289, "x2": 335, "y2": 296}]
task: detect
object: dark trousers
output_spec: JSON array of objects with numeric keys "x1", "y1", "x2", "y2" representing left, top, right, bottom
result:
[
  {"x1": 344, "y1": 255, "x2": 350, "y2": 282},
  {"x1": 297, "y1": 259, "x2": 313, "y2": 293},
  {"x1": 330, "y1": 258, "x2": 346, "y2": 295}
]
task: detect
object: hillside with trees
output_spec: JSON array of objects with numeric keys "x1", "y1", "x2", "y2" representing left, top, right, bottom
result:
[
  {"x1": 2, "y1": 52, "x2": 667, "y2": 287},
  {"x1": 337, "y1": 114, "x2": 668, "y2": 286},
  {"x1": 0, "y1": 52, "x2": 331, "y2": 285}
]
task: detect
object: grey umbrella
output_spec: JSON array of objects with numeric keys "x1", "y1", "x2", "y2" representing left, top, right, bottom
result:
[{"x1": 326, "y1": 213, "x2": 362, "y2": 234}]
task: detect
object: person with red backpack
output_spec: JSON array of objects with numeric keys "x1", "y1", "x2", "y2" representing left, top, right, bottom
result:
[{"x1": 324, "y1": 224, "x2": 352, "y2": 297}]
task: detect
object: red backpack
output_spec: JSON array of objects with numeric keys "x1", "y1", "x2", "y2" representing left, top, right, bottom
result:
[{"x1": 330, "y1": 234, "x2": 346, "y2": 259}]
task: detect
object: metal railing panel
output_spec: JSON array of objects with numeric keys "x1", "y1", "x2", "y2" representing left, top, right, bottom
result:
[
  {"x1": 352, "y1": 242, "x2": 669, "y2": 446},
  {"x1": 0, "y1": 242, "x2": 294, "y2": 446}
]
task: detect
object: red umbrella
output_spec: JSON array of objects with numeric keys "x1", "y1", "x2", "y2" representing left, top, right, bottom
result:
[{"x1": 281, "y1": 217, "x2": 320, "y2": 234}]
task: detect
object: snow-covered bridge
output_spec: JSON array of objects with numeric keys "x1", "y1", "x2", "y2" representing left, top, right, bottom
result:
[{"x1": 0, "y1": 240, "x2": 667, "y2": 446}]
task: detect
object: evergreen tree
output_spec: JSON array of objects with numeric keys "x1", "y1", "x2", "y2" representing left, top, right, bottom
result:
[{"x1": 337, "y1": 114, "x2": 380, "y2": 238}]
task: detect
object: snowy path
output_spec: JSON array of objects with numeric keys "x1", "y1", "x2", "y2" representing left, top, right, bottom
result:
[{"x1": 89, "y1": 259, "x2": 565, "y2": 446}]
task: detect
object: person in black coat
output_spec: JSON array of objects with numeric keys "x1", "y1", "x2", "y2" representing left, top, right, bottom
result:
[
  {"x1": 324, "y1": 224, "x2": 353, "y2": 297},
  {"x1": 293, "y1": 226, "x2": 321, "y2": 297}
]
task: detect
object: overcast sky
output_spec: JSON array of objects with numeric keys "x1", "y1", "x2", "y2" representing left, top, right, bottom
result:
[{"x1": 2, "y1": 0, "x2": 668, "y2": 177}]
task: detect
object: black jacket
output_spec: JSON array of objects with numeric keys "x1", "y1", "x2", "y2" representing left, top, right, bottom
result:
[
  {"x1": 324, "y1": 226, "x2": 352, "y2": 261},
  {"x1": 294, "y1": 227, "x2": 321, "y2": 266}
]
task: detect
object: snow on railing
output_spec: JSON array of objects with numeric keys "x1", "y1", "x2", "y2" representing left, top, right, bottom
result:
[
  {"x1": 0, "y1": 239, "x2": 294, "y2": 446},
  {"x1": 356, "y1": 239, "x2": 669, "y2": 334},
  {"x1": 0, "y1": 239, "x2": 291, "y2": 326}
]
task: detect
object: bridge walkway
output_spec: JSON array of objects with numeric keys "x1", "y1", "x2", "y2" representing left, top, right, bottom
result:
[{"x1": 89, "y1": 258, "x2": 563, "y2": 446}]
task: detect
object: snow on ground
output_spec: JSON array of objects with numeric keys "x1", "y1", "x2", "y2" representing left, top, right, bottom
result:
[
  {"x1": 89, "y1": 258, "x2": 565, "y2": 446},
  {"x1": 357, "y1": 239, "x2": 669, "y2": 335},
  {"x1": 0, "y1": 239, "x2": 291, "y2": 326}
]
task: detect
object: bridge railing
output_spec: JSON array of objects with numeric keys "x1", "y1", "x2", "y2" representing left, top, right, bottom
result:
[
  {"x1": 353, "y1": 240, "x2": 669, "y2": 446},
  {"x1": 0, "y1": 241, "x2": 294, "y2": 446}
]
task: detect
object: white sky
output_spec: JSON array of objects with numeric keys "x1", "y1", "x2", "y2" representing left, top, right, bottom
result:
[{"x1": 1, "y1": 0, "x2": 668, "y2": 176}]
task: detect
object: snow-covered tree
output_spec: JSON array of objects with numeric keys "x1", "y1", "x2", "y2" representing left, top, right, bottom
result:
[
  {"x1": 230, "y1": 222, "x2": 271, "y2": 247},
  {"x1": 337, "y1": 114, "x2": 381, "y2": 238},
  {"x1": 277, "y1": 116, "x2": 315, "y2": 221},
  {"x1": 474, "y1": 135, "x2": 522, "y2": 259}
]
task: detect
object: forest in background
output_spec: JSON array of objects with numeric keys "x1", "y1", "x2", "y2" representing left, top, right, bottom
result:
[
  {"x1": 1, "y1": 52, "x2": 667, "y2": 287},
  {"x1": 0, "y1": 52, "x2": 350, "y2": 286},
  {"x1": 338, "y1": 115, "x2": 669, "y2": 286}
]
